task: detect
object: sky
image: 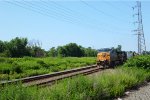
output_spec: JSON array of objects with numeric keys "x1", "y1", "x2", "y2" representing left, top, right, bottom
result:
[{"x1": 0, "y1": 0, "x2": 150, "y2": 52}]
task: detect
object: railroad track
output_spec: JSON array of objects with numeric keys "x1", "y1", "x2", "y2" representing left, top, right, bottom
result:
[{"x1": 0, "y1": 65, "x2": 102, "y2": 87}]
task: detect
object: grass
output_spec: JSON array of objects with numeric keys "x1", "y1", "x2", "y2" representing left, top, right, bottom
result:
[
  {"x1": 0, "y1": 83, "x2": 37, "y2": 100},
  {"x1": 0, "y1": 57, "x2": 96, "y2": 81},
  {"x1": 1, "y1": 67, "x2": 150, "y2": 100},
  {"x1": 1, "y1": 55, "x2": 150, "y2": 100},
  {"x1": 46, "y1": 67, "x2": 150, "y2": 100}
]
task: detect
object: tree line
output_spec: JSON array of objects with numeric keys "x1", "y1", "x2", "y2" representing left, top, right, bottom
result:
[{"x1": 0, "y1": 37, "x2": 97, "y2": 57}]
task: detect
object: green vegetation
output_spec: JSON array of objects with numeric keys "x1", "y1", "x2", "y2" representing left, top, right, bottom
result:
[
  {"x1": 0, "y1": 57, "x2": 96, "y2": 81},
  {"x1": 0, "y1": 83, "x2": 37, "y2": 100},
  {"x1": 0, "y1": 37, "x2": 97, "y2": 81},
  {"x1": 0, "y1": 37, "x2": 97, "y2": 57},
  {"x1": 46, "y1": 67, "x2": 150, "y2": 100},
  {"x1": 0, "y1": 55, "x2": 150, "y2": 100},
  {"x1": 124, "y1": 55, "x2": 150, "y2": 69},
  {"x1": 1, "y1": 67, "x2": 150, "y2": 100}
]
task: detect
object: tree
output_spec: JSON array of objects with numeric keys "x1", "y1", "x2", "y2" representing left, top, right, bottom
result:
[
  {"x1": 32, "y1": 46, "x2": 45, "y2": 57},
  {"x1": 8, "y1": 37, "x2": 30, "y2": 57},
  {"x1": 57, "y1": 46, "x2": 66, "y2": 57},
  {"x1": 0, "y1": 40, "x2": 6, "y2": 53},
  {"x1": 64, "y1": 43, "x2": 83, "y2": 57},
  {"x1": 0, "y1": 37, "x2": 98, "y2": 57},
  {"x1": 48, "y1": 47, "x2": 57, "y2": 57},
  {"x1": 84, "y1": 47, "x2": 97, "y2": 57},
  {"x1": 27, "y1": 39, "x2": 45, "y2": 57},
  {"x1": 55, "y1": 43, "x2": 97, "y2": 57}
]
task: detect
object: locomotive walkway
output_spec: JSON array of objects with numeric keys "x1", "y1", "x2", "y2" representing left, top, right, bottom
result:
[{"x1": 119, "y1": 82, "x2": 150, "y2": 100}]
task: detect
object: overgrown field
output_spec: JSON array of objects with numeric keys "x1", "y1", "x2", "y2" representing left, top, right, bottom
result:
[
  {"x1": 0, "y1": 55, "x2": 150, "y2": 100},
  {"x1": 0, "y1": 57, "x2": 96, "y2": 81},
  {"x1": 1, "y1": 66, "x2": 150, "y2": 100}
]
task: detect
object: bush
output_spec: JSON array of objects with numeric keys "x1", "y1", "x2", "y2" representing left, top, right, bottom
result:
[
  {"x1": 12, "y1": 63, "x2": 23, "y2": 74},
  {"x1": 0, "y1": 63, "x2": 11, "y2": 74},
  {"x1": 37, "y1": 60, "x2": 49, "y2": 68},
  {"x1": 124, "y1": 55, "x2": 150, "y2": 69},
  {"x1": 0, "y1": 57, "x2": 5, "y2": 63}
]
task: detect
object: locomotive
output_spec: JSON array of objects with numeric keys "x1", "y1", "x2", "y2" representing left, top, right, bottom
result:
[{"x1": 96, "y1": 48, "x2": 127, "y2": 68}]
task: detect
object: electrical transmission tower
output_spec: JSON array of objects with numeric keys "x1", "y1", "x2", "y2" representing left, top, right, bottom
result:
[{"x1": 133, "y1": 1, "x2": 146, "y2": 54}]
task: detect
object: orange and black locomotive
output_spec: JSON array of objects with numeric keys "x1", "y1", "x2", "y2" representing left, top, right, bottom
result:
[{"x1": 97, "y1": 48, "x2": 127, "y2": 68}]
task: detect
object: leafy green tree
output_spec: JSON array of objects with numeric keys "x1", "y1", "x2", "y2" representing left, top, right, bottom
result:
[
  {"x1": 56, "y1": 43, "x2": 97, "y2": 57},
  {"x1": 27, "y1": 39, "x2": 45, "y2": 57},
  {"x1": 31, "y1": 46, "x2": 46, "y2": 57},
  {"x1": 57, "y1": 46, "x2": 66, "y2": 57},
  {"x1": 84, "y1": 47, "x2": 97, "y2": 57},
  {"x1": 0, "y1": 37, "x2": 98, "y2": 57},
  {"x1": 8, "y1": 37, "x2": 29, "y2": 57},
  {"x1": 48, "y1": 47, "x2": 57, "y2": 57},
  {"x1": 65, "y1": 43, "x2": 84, "y2": 57},
  {"x1": 0, "y1": 40, "x2": 5, "y2": 53}
]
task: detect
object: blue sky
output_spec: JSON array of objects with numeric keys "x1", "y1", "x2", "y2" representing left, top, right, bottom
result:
[{"x1": 0, "y1": 0, "x2": 149, "y2": 51}]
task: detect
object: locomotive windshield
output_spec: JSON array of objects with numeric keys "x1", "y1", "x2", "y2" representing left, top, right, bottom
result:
[{"x1": 98, "y1": 48, "x2": 112, "y2": 52}]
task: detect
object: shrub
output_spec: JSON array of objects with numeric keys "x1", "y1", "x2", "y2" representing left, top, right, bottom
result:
[
  {"x1": 0, "y1": 63, "x2": 11, "y2": 74},
  {"x1": 124, "y1": 55, "x2": 150, "y2": 69},
  {"x1": 0, "y1": 57, "x2": 5, "y2": 63},
  {"x1": 37, "y1": 60, "x2": 49, "y2": 68},
  {"x1": 12, "y1": 63, "x2": 22, "y2": 74}
]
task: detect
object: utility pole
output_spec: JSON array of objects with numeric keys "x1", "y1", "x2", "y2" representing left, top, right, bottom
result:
[{"x1": 133, "y1": 1, "x2": 146, "y2": 54}]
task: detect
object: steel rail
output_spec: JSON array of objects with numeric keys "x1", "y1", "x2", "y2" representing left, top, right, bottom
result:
[{"x1": 0, "y1": 65, "x2": 101, "y2": 87}]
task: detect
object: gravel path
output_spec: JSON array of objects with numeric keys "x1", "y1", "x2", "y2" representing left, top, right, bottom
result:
[{"x1": 118, "y1": 82, "x2": 150, "y2": 100}]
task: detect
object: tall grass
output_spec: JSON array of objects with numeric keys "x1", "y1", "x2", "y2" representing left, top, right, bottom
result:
[
  {"x1": 0, "y1": 83, "x2": 37, "y2": 100},
  {"x1": 45, "y1": 67, "x2": 150, "y2": 100},
  {"x1": 0, "y1": 57, "x2": 96, "y2": 81},
  {"x1": 1, "y1": 67, "x2": 150, "y2": 100},
  {"x1": 1, "y1": 55, "x2": 150, "y2": 100}
]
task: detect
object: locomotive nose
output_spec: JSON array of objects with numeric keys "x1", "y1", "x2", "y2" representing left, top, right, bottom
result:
[
  {"x1": 97, "y1": 52, "x2": 110, "y2": 61},
  {"x1": 102, "y1": 53, "x2": 106, "y2": 57}
]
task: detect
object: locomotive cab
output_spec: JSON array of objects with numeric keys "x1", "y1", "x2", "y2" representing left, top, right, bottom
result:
[
  {"x1": 97, "y1": 48, "x2": 127, "y2": 68},
  {"x1": 97, "y1": 52, "x2": 110, "y2": 66},
  {"x1": 97, "y1": 48, "x2": 112, "y2": 68}
]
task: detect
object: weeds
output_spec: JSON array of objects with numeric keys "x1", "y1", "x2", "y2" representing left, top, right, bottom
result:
[
  {"x1": 0, "y1": 57, "x2": 96, "y2": 80},
  {"x1": 1, "y1": 56, "x2": 150, "y2": 100},
  {"x1": 46, "y1": 67, "x2": 150, "y2": 100},
  {"x1": 1, "y1": 66, "x2": 149, "y2": 100},
  {"x1": 124, "y1": 55, "x2": 150, "y2": 69}
]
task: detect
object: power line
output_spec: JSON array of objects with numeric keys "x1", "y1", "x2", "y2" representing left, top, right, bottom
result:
[
  {"x1": 39, "y1": 1, "x2": 115, "y2": 33},
  {"x1": 27, "y1": 1, "x2": 122, "y2": 33},
  {"x1": 4, "y1": 1, "x2": 128, "y2": 35},
  {"x1": 103, "y1": 1, "x2": 130, "y2": 16},
  {"x1": 5, "y1": 1, "x2": 75, "y2": 24},
  {"x1": 39, "y1": 0, "x2": 83, "y2": 24},
  {"x1": 4, "y1": 1, "x2": 107, "y2": 32},
  {"x1": 80, "y1": 0, "x2": 131, "y2": 32},
  {"x1": 80, "y1": 0, "x2": 126, "y2": 23},
  {"x1": 19, "y1": 0, "x2": 77, "y2": 24}
]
